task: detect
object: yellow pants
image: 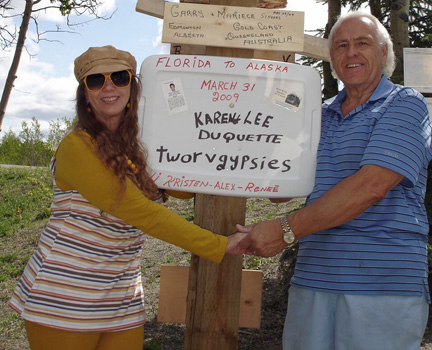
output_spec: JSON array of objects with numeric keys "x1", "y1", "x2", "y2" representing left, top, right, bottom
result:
[{"x1": 25, "y1": 320, "x2": 144, "y2": 350}]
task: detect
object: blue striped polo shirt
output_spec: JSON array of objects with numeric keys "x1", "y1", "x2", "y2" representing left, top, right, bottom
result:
[{"x1": 291, "y1": 76, "x2": 432, "y2": 299}]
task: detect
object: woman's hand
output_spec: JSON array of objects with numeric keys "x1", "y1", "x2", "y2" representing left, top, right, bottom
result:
[
  {"x1": 225, "y1": 231, "x2": 253, "y2": 255},
  {"x1": 269, "y1": 197, "x2": 292, "y2": 203}
]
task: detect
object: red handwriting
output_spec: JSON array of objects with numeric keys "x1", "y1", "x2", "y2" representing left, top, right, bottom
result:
[
  {"x1": 158, "y1": 174, "x2": 281, "y2": 194},
  {"x1": 244, "y1": 183, "x2": 280, "y2": 193},
  {"x1": 163, "y1": 175, "x2": 210, "y2": 188},
  {"x1": 212, "y1": 92, "x2": 240, "y2": 103},
  {"x1": 200, "y1": 80, "x2": 255, "y2": 104},
  {"x1": 245, "y1": 62, "x2": 288, "y2": 73},
  {"x1": 155, "y1": 56, "x2": 211, "y2": 69},
  {"x1": 214, "y1": 181, "x2": 236, "y2": 191},
  {"x1": 201, "y1": 80, "x2": 238, "y2": 90}
]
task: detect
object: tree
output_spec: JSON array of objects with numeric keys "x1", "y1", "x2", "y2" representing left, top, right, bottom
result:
[
  {"x1": 409, "y1": 0, "x2": 432, "y2": 47},
  {"x1": 47, "y1": 116, "x2": 75, "y2": 150},
  {"x1": 18, "y1": 116, "x2": 52, "y2": 165},
  {"x1": 389, "y1": 0, "x2": 411, "y2": 83},
  {"x1": 0, "y1": 0, "x2": 111, "y2": 132},
  {"x1": 322, "y1": 0, "x2": 341, "y2": 99},
  {"x1": 0, "y1": 116, "x2": 74, "y2": 165}
]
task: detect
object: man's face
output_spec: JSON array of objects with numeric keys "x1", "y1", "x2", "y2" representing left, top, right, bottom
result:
[{"x1": 330, "y1": 16, "x2": 388, "y2": 93}]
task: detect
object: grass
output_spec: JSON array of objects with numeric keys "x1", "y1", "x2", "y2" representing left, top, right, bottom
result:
[
  {"x1": 0, "y1": 167, "x2": 52, "y2": 237},
  {"x1": 0, "y1": 167, "x2": 53, "y2": 289},
  {"x1": 0, "y1": 167, "x2": 53, "y2": 349}
]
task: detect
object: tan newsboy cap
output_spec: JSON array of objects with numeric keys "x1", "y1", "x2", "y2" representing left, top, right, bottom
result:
[{"x1": 74, "y1": 45, "x2": 137, "y2": 82}]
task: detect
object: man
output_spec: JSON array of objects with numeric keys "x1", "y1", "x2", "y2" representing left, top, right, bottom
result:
[{"x1": 238, "y1": 11, "x2": 432, "y2": 350}]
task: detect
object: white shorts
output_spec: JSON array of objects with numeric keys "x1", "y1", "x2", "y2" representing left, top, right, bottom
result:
[{"x1": 283, "y1": 285, "x2": 428, "y2": 350}]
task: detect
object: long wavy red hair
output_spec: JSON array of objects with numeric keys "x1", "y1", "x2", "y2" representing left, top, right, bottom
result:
[{"x1": 75, "y1": 73, "x2": 165, "y2": 205}]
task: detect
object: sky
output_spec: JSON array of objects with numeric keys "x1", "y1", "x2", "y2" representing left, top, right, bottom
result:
[{"x1": 0, "y1": 0, "x2": 331, "y2": 138}]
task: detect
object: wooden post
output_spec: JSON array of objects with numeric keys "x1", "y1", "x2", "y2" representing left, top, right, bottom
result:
[
  {"x1": 181, "y1": 1, "x2": 255, "y2": 349},
  {"x1": 184, "y1": 195, "x2": 246, "y2": 349}
]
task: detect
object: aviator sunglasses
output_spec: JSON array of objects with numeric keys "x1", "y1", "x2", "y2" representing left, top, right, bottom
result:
[{"x1": 84, "y1": 70, "x2": 132, "y2": 91}]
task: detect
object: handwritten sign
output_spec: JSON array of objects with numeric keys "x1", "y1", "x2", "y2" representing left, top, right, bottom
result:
[
  {"x1": 138, "y1": 55, "x2": 321, "y2": 198},
  {"x1": 162, "y1": 2, "x2": 304, "y2": 52}
]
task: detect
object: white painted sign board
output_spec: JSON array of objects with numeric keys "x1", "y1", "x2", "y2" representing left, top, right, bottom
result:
[
  {"x1": 403, "y1": 48, "x2": 432, "y2": 116},
  {"x1": 404, "y1": 48, "x2": 432, "y2": 93},
  {"x1": 138, "y1": 55, "x2": 321, "y2": 198}
]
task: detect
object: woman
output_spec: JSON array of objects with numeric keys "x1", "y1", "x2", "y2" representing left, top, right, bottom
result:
[{"x1": 9, "y1": 45, "x2": 246, "y2": 350}]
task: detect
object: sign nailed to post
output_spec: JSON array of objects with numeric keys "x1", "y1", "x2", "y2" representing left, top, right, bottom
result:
[
  {"x1": 138, "y1": 55, "x2": 321, "y2": 198},
  {"x1": 162, "y1": 2, "x2": 305, "y2": 52}
]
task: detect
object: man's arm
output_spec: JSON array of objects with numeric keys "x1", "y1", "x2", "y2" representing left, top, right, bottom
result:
[{"x1": 239, "y1": 164, "x2": 404, "y2": 257}]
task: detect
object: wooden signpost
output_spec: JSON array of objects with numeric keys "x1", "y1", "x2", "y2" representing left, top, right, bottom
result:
[
  {"x1": 162, "y1": 2, "x2": 305, "y2": 52},
  {"x1": 177, "y1": 3, "x2": 255, "y2": 348},
  {"x1": 136, "y1": 0, "x2": 330, "y2": 61},
  {"x1": 135, "y1": 1, "x2": 327, "y2": 349}
]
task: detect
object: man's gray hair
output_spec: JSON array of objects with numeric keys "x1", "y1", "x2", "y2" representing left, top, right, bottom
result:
[{"x1": 328, "y1": 11, "x2": 396, "y2": 79}]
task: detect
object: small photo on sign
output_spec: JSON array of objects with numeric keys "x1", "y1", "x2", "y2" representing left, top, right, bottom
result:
[
  {"x1": 162, "y1": 77, "x2": 188, "y2": 115},
  {"x1": 272, "y1": 87, "x2": 302, "y2": 112}
]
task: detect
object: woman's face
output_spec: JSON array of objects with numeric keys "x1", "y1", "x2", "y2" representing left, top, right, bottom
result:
[{"x1": 85, "y1": 71, "x2": 131, "y2": 131}]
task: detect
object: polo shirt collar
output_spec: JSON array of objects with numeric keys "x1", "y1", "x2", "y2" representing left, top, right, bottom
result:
[{"x1": 325, "y1": 75, "x2": 394, "y2": 116}]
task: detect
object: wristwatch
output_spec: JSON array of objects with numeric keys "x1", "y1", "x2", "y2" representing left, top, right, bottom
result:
[{"x1": 280, "y1": 217, "x2": 296, "y2": 244}]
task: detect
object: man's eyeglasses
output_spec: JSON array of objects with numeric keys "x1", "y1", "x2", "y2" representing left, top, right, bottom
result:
[{"x1": 84, "y1": 70, "x2": 132, "y2": 91}]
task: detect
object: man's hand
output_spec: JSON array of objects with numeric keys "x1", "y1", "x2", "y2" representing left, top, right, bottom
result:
[{"x1": 237, "y1": 219, "x2": 287, "y2": 257}]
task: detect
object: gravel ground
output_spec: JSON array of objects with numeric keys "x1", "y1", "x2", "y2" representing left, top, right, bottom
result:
[
  {"x1": 141, "y1": 236, "x2": 293, "y2": 350},
  {"x1": 140, "y1": 236, "x2": 432, "y2": 350},
  {"x1": 2, "y1": 195, "x2": 432, "y2": 350}
]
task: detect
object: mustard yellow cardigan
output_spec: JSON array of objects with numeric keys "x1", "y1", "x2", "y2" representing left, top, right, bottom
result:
[{"x1": 55, "y1": 130, "x2": 227, "y2": 263}]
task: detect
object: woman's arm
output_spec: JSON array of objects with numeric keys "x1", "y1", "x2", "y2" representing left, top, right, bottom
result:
[{"x1": 55, "y1": 131, "x2": 229, "y2": 263}]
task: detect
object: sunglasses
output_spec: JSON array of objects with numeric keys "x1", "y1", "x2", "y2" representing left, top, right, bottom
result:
[{"x1": 84, "y1": 70, "x2": 132, "y2": 91}]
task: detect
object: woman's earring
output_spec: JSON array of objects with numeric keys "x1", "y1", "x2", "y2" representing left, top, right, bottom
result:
[
  {"x1": 87, "y1": 105, "x2": 92, "y2": 113},
  {"x1": 126, "y1": 102, "x2": 131, "y2": 109}
]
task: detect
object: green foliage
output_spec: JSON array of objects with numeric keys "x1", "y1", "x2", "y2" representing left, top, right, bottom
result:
[
  {"x1": 0, "y1": 116, "x2": 74, "y2": 167},
  {"x1": 18, "y1": 118, "x2": 53, "y2": 166},
  {"x1": 0, "y1": 130, "x2": 21, "y2": 165},
  {"x1": 408, "y1": 0, "x2": 432, "y2": 47},
  {"x1": 243, "y1": 255, "x2": 273, "y2": 270},
  {"x1": 58, "y1": 0, "x2": 74, "y2": 16},
  {"x1": 0, "y1": 167, "x2": 52, "y2": 345},
  {"x1": 143, "y1": 339, "x2": 161, "y2": 350},
  {"x1": 0, "y1": 167, "x2": 53, "y2": 237},
  {"x1": 47, "y1": 116, "x2": 75, "y2": 150}
]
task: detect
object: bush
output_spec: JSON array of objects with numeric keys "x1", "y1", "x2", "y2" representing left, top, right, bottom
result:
[
  {"x1": 0, "y1": 130, "x2": 21, "y2": 165},
  {"x1": 0, "y1": 116, "x2": 74, "y2": 167}
]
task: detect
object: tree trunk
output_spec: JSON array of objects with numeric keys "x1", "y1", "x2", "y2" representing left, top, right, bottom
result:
[
  {"x1": 322, "y1": 0, "x2": 341, "y2": 100},
  {"x1": 390, "y1": 0, "x2": 410, "y2": 84},
  {"x1": 0, "y1": 0, "x2": 33, "y2": 132},
  {"x1": 369, "y1": 0, "x2": 386, "y2": 22}
]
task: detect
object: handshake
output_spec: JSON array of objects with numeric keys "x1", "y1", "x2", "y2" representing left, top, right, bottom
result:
[{"x1": 225, "y1": 218, "x2": 291, "y2": 258}]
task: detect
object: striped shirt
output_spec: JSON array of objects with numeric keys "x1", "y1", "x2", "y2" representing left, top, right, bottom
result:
[
  {"x1": 291, "y1": 76, "x2": 432, "y2": 299},
  {"x1": 9, "y1": 130, "x2": 226, "y2": 331},
  {"x1": 9, "y1": 159, "x2": 147, "y2": 331}
]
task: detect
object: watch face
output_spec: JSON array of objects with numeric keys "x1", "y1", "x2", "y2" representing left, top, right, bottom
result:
[{"x1": 284, "y1": 231, "x2": 295, "y2": 244}]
